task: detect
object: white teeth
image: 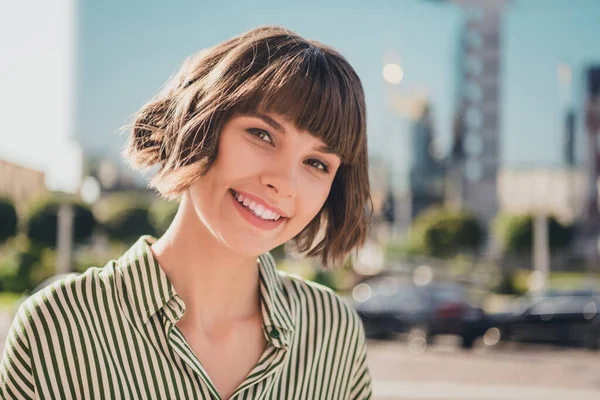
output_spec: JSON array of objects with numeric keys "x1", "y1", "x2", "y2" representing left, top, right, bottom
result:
[
  {"x1": 259, "y1": 209, "x2": 279, "y2": 221},
  {"x1": 254, "y1": 205, "x2": 265, "y2": 216},
  {"x1": 233, "y1": 191, "x2": 282, "y2": 221}
]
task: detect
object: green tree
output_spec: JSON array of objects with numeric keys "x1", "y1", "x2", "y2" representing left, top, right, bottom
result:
[
  {"x1": 0, "y1": 197, "x2": 18, "y2": 242},
  {"x1": 150, "y1": 199, "x2": 179, "y2": 235},
  {"x1": 27, "y1": 198, "x2": 97, "y2": 247},
  {"x1": 407, "y1": 207, "x2": 484, "y2": 258},
  {"x1": 102, "y1": 205, "x2": 156, "y2": 243},
  {"x1": 95, "y1": 192, "x2": 157, "y2": 243},
  {"x1": 494, "y1": 214, "x2": 573, "y2": 255},
  {"x1": 0, "y1": 241, "x2": 55, "y2": 293},
  {"x1": 270, "y1": 243, "x2": 286, "y2": 261}
]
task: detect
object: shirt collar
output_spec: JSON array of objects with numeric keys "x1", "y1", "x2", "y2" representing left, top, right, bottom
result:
[
  {"x1": 115, "y1": 236, "x2": 295, "y2": 345},
  {"x1": 257, "y1": 252, "x2": 296, "y2": 338},
  {"x1": 116, "y1": 235, "x2": 179, "y2": 325}
]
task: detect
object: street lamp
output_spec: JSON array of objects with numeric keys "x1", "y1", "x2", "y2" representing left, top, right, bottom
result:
[
  {"x1": 529, "y1": 171, "x2": 553, "y2": 292},
  {"x1": 80, "y1": 176, "x2": 101, "y2": 205},
  {"x1": 46, "y1": 137, "x2": 83, "y2": 275},
  {"x1": 383, "y1": 62, "x2": 404, "y2": 85}
]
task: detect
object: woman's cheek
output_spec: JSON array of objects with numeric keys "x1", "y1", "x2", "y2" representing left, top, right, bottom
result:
[
  {"x1": 223, "y1": 146, "x2": 263, "y2": 177},
  {"x1": 304, "y1": 187, "x2": 330, "y2": 219}
]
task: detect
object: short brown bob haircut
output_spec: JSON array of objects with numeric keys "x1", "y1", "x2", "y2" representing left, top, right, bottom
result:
[{"x1": 124, "y1": 25, "x2": 371, "y2": 267}]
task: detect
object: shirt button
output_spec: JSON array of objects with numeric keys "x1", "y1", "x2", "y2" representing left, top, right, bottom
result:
[{"x1": 270, "y1": 329, "x2": 280, "y2": 339}]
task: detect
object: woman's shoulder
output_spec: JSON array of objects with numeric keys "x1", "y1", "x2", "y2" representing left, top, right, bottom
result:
[
  {"x1": 15, "y1": 262, "x2": 117, "y2": 327},
  {"x1": 276, "y1": 269, "x2": 363, "y2": 328}
]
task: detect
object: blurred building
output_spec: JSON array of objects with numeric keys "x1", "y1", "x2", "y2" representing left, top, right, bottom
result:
[
  {"x1": 584, "y1": 66, "x2": 600, "y2": 227},
  {"x1": 408, "y1": 104, "x2": 445, "y2": 218},
  {"x1": 383, "y1": 91, "x2": 443, "y2": 233},
  {"x1": 564, "y1": 109, "x2": 576, "y2": 168},
  {"x1": 498, "y1": 167, "x2": 587, "y2": 224},
  {"x1": 446, "y1": 0, "x2": 509, "y2": 224},
  {"x1": 368, "y1": 157, "x2": 391, "y2": 224},
  {"x1": 369, "y1": 156, "x2": 412, "y2": 241},
  {"x1": 86, "y1": 158, "x2": 140, "y2": 193},
  {"x1": 0, "y1": 159, "x2": 48, "y2": 214}
]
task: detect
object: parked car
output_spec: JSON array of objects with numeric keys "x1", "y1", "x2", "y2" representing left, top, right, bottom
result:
[
  {"x1": 485, "y1": 289, "x2": 600, "y2": 350},
  {"x1": 351, "y1": 274, "x2": 489, "y2": 350}
]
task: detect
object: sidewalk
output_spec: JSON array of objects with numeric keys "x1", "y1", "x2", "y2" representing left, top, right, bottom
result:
[{"x1": 373, "y1": 381, "x2": 600, "y2": 400}]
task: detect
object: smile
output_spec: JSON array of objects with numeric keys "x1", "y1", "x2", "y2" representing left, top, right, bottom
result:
[
  {"x1": 231, "y1": 189, "x2": 281, "y2": 220},
  {"x1": 230, "y1": 189, "x2": 287, "y2": 231}
]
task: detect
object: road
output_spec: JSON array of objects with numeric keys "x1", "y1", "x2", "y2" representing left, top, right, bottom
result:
[
  {"x1": 2, "y1": 312, "x2": 600, "y2": 399},
  {"x1": 368, "y1": 337, "x2": 600, "y2": 400}
]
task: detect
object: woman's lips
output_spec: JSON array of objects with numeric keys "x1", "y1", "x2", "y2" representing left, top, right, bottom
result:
[
  {"x1": 230, "y1": 190, "x2": 287, "y2": 231},
  {"x1": 230, "y1": 189, "x2": 289, "y2": 218}
]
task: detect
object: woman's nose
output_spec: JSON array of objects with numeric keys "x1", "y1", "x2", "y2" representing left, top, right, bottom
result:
[{"x1": 260, "y1": 160, "x2": 298, "y2": 198}]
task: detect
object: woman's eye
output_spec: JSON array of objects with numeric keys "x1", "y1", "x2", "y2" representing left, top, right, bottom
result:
[
  {"x1": 307, "y1": 159, "x2": 330, "y2": 173},
  {"x1": 248, "y1": 128, "x2": 273, "y2": 144}
]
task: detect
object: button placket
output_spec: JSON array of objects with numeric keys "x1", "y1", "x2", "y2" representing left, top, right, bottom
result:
[{"x1": 229, "y1": 345, "x2": 289, "y2": 399}]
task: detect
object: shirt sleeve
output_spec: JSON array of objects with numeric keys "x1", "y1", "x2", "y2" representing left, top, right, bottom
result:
[
  {"x1": 0, "y1": 304, "x2": 36, "y2": 399},
  {"x1": 349, "y1": 321, "x2": 372, "y2": 400}
]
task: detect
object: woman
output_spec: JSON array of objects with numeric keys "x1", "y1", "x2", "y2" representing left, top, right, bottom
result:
[{"x1": 1, "y1": 25, "x2": 372, "y2": 399}]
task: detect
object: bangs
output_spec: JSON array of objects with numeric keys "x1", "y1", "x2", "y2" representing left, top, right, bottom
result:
[
  {"x1": 229, "y1": 46, "x2": 366, "y2": 165},
  {"x1": 126, "y1": 26, "x2": 371, "y2": 265}
]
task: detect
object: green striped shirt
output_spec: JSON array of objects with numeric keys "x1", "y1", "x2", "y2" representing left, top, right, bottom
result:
[{"x1": 0, "y1": 236, "x2": 372, "y2": 399}]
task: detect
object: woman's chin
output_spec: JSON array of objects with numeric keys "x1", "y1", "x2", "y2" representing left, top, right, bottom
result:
[{"x1": 221, "y1": 234, "x2": 278, "y2": 258}]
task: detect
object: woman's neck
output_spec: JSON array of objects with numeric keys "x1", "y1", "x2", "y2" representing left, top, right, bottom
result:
[{"x1": 150, "y1": 196, "x2": 262, "y2": 330}]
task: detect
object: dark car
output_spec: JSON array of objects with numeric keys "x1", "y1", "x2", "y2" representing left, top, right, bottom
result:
[
  {"x1": 351, "y1": 274, "x2": 488, "y2": 350},
  {"x1": 485, "y1": 289, "x2": 600, "y2": 350}
]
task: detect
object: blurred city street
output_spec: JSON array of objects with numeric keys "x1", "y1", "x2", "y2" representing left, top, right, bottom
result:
[
  {"x1": 2, "y1": 308, "x2": 599, "y2": 399},
  {"x1": 3, "y1": 0, "x2": 600, "y2": 398},
  {"x1": 368, "y1": 337, "x2": 600, "y2": 400}
]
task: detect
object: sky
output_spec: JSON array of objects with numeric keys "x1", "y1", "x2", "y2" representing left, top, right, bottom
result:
[
  {"x1": 0, "y1": 0, "x2": 80, "y2": 192},
  {"x1": 74, "y1": 0, "x2": 461, "y2": 164},
  {"x1": 2, "y1": 0, "x2": 600, "y2": 190},
  {"x1": 503, "y1": 0, "x2": 600, "y2": 167}
]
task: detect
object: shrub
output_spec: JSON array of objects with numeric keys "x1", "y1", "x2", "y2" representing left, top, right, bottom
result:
[
  {"x1": 270, "y1": 243, "x2": 286, "y2": 261},
  {"x1": 0, "y1": 198, "x2": 18, "y2": 242},
  {"x1": 491, "y1": 270, "x2": 525, "y2": 295},
  {"x1": 494, "y1": 214, "x2": 573, "y2": 255},
  {"x1": 27, "y1": 198, "x2": 96, "y2": 247},
  {"x1": 150, "y1": 199, "x2": 179, "y2": 236},
  {"x1": 407, "y1": 207, "x2": 484, "y2": 258},
  {"x1": 0, "y1": 241, "x2": 55, "y2": 293},
  {"x1": 105, "y1": 206, "x2": 156, "y2": 243}
]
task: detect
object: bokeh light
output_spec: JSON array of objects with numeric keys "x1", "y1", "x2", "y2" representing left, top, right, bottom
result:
[
  {"x1": 383, "y1": 63, "x2": 404, "y2": 85},
  {"x1": 352, "y1": 283, "x2": 372, "y2": 303}
]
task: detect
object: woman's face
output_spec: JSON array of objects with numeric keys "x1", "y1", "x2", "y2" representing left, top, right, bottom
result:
[{"x1": 186, "y1": 112, "x2": 341, "y2": 257}]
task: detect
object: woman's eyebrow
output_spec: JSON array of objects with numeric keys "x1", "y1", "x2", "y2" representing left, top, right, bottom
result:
[
  {"x1": 315, "y1": 143, "x2": 339, "y2": 156},
  {"x1": 247, "y1": 112, "x2": 286, "y2": 134},
  {"x1": 246, "y1": 111, "x2": 340, "y2": 157}
]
